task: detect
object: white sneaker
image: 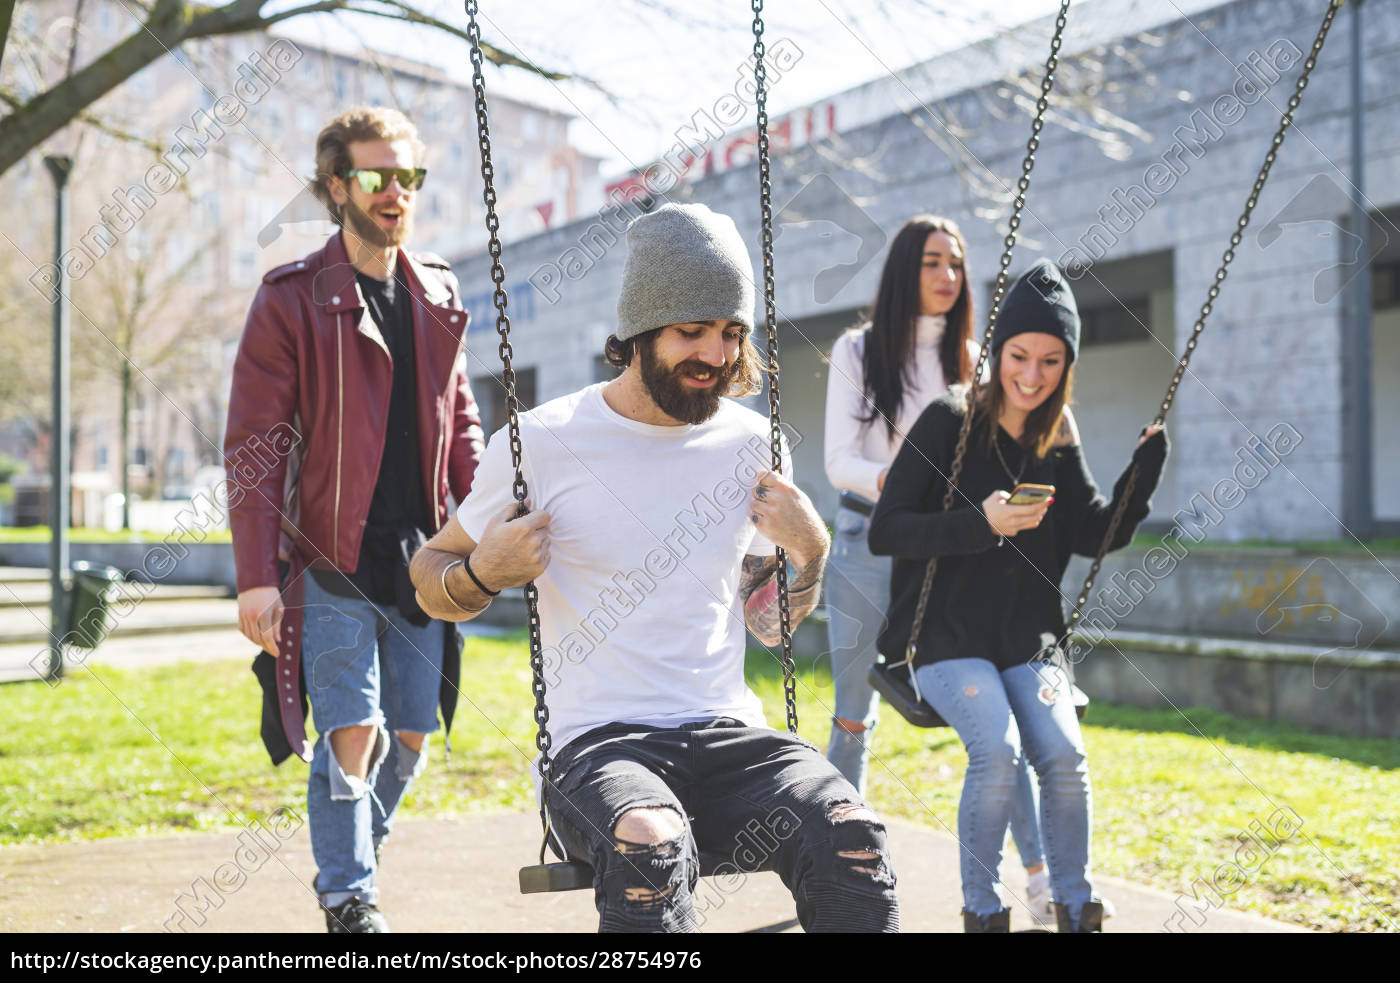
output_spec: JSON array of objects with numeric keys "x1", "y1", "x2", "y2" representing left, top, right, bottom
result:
[
  {"x1": 1025, "y1": 869, "x2": 1116, "y2": 926},
  {"x1": 1026, "y1": 869, "x2": 1054, "y2": 926}
]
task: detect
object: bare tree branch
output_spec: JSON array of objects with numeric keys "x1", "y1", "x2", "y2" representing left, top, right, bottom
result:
[
  {"x1": 0, "y1": 0, "x2": 587, "y2": 176},
  {"x1": 0, "y1": 87, "x2": 166, "y2": 154}
]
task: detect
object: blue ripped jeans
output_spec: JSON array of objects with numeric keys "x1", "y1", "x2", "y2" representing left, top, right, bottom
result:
[
  {"x1": 825, "y1": 505, "x2": 1044, "y2": 870},
  {"x1": 914, "y1": 658, "x2": 1092, "y2": 919},
  {"x1": 301, "y1": 572, "x2": 443, "y2": 906}
]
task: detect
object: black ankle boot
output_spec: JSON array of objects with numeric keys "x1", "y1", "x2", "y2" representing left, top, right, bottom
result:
[
  {"x1": 1053, "y1": 900, "x2": 1105, "y2": 933},
  {"x1": 963, "y1": 908, "x2": 1011, "y2": 933}
]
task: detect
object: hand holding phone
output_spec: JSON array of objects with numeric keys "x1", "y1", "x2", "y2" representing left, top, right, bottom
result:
[{"x1": 983, "y1": 485, "x2": 1055, "y2": 539}]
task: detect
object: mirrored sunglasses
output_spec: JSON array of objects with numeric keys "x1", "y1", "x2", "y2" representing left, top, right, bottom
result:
[{"x1": 343, "y1": 167, "x2": 427, "y2": 193}]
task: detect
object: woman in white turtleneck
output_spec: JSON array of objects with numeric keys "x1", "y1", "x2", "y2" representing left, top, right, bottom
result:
[{"x1": 822, "y1": 215, "x2": 1057, "y2": 920}]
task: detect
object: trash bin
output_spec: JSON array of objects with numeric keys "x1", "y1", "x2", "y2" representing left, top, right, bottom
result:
[{"x1": 66, "y1": 561, "x2": 125, "y2": 650}]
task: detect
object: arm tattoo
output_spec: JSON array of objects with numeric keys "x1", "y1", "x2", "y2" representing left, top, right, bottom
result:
[
  {"x1": 1054, "y1": 416, "x2": 1072, "y2": 446},
  {"x1": 738, "y1": 555, "x2": 779, "y2": 605},
  {"x1": 739, "y1": 553, "x2": 825, "y2": 645},
  {"x1": 1055, "y1": 410, "x2": 1079, "y2": 448}
]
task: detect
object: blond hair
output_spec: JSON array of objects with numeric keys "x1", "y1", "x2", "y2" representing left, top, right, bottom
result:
[{"x1": 310, "y1": 106, "x2": 426, "y2": 225}]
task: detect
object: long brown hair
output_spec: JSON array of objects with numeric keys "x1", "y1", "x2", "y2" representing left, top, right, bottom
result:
[
  {"x1": 973, "y1": 348, "x2": 1075, "y2": 459},
  {"x1": 857, "y1": 215, "x2": 974, "y2": 438}
]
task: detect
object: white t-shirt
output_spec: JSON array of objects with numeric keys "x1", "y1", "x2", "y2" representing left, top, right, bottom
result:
[
  {"x1": 456, "y1": 383, "x2": 791, "y2": 754},
  {"x1": 824, "y1": 315, "x2": 985, "y2": 503}
]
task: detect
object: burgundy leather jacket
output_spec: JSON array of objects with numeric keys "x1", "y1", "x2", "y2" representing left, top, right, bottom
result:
[
  {"x1": 224, "y1": 233, "x2": 483, "y2": 592},
  {"x1": 226, "y1": 233, "x2": 483, "y2": 763}
]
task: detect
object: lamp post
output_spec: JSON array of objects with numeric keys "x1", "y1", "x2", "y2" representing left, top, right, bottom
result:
[
  {"x1": 1344, "y1": 0, "x2": 1373, "y2": 539},
  {"x1": 44, "y1": 153, "x2": 74, "y2": 680}
]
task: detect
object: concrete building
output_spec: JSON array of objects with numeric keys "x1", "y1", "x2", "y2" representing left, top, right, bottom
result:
[{"x1": 449, "y1": 0, "x2": 1399, "y2": 542}]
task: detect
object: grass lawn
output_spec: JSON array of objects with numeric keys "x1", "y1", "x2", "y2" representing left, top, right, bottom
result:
[
  {"x1": 2, "y1": 633, "x2": 1395, "y2": 932},
  {"x1": 1127, "y1": 531, "x2": 1400, "y2": 554}
]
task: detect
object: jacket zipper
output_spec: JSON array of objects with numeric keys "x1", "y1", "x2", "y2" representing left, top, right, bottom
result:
[
  {"x1": 432, "y1": 411, "x2": 445, "y2": 527},
  {"x1": 334, "y1": 314, "x2": 344, "y2": 566}
]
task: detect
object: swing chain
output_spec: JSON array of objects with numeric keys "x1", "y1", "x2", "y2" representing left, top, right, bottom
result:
[
  {"x1": 905, "y1": 0, "x2": 1071, "y2": 664},
  {"x1": 465, "y1": 0, "x2": 553, "y2": 797},
  {"x1": 1065, "y1": 0, "x2": 1341, "y2": 639},
  {"x1": 752, "y1": 0, "x2": 798, "y2": 735}
]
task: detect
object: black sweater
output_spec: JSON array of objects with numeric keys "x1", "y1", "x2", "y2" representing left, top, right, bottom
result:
[{"x1": 867, "y1": 393, "x2": 1168, "y2": 671}]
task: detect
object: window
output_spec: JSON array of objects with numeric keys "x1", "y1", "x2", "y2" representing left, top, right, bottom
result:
[
  {"x1": 1079, "y1": 296, "x2": 1151, "y2": 346},
  {"x1": 1373, "y1": 261, "x2": 1400, "y2": 310},
  {"x1": 521, "y1": 112, "x2": 539, "y2": 140},
  {"x1": 230, "y1": 248, "x2": 260, "y2": 287},
  {"x1": 474, "y1": 368, "x2": 537, "y2": 436},
  {"x1": 128, "y1": 64, "x2": 157, "y2": 99}
]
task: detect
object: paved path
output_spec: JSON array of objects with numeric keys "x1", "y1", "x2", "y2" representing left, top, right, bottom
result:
[{"x1": 0, "y1": 812, "x2": 1303, "y2": 934}]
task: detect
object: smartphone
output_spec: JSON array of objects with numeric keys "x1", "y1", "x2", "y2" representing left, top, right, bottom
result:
[{"x1": 1007, "y1": 482, "x2": 1055, "y2": 506}]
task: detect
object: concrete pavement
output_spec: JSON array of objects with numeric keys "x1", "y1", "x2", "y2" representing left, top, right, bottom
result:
[{"x1": 0, "y1": 812, "x2": 1304, "y2": 934}]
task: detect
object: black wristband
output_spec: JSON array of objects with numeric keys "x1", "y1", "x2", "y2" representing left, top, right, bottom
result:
[{"x1": 463, "y1": 554, "x2": 500, "y2": 597}]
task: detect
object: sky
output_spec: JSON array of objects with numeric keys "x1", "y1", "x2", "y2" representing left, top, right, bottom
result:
[{"x1": 273, "y1": 0, "x2": 1085, "y2": 175}]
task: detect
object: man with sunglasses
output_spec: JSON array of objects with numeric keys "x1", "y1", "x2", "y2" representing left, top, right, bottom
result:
[{"x1": 224, "y1": 106, "x2": 483, "y2": 933}]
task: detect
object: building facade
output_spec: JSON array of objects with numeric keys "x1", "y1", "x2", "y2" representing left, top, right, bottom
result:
[{"x1": 448, "y1": 0, "x2": 1399, "y2": 541}]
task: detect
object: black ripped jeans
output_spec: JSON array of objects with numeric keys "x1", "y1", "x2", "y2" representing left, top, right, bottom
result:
[{"x1": 542, "y1": 718, "x2": 900, "y2": 933}]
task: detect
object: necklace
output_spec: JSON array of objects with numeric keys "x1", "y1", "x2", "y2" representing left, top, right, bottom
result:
[{"x1": 993, "y1": 430, "x2": 1026, "y2": 486}]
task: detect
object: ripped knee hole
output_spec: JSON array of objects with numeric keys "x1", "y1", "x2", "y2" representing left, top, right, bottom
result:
[
  {"x1": 622, "y1": 882, "x2": 679, "y2": 905},
  {"x1": 827, "y1": 803, "x2": 879, "y2": 825},
  {"x1": 838, "y1": 849, "x2": 882, "y2": 877},
  {"x1": 613, "y1": 807, "x2": 686, "y2": 853}
]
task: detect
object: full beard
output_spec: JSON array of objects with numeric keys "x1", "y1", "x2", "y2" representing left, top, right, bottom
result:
[
  {"x1": 638, "y1": 341, "x2": 738, "y2": 425},
  {"x1": 342, "y1": 201, "x2": 410, "y2": 250}
]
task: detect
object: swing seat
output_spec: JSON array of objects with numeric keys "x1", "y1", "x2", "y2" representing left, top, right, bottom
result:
[
  {"x1": 520, "y1": 851, "x2": 778, "y2": 894},
  {"x1": 868, "y1": 653, "x2": 1089, "y2": 729}
]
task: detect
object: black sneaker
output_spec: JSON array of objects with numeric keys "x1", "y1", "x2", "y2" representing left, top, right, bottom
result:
[
  {"x1": 962, "y1": 908, "x2": 1011, "y2": 933},
  {"x1": 323, "y1": 895, "x2": 390, "y2": 934}
]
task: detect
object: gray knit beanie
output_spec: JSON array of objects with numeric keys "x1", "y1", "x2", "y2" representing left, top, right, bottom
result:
[{"x1": 616, "y1": 203, "x2": 755, "y2": 341}]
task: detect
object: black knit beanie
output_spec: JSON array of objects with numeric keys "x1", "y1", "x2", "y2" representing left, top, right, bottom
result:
[{"x1": 992, "y1": 259, "x2": 1081, "y2": 364}]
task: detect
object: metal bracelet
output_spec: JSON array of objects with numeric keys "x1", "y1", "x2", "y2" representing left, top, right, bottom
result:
[{"x1": 441, "y1": 559, "x2": 483, "y2": 615}]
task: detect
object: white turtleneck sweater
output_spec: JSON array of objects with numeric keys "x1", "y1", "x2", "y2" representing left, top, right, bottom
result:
[{"x1": 824, "y1": 314, "x2": 976, "y2": 504}]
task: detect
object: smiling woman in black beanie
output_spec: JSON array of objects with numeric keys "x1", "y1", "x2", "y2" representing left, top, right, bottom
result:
[{"x1": 868, "y1": 259, "x2": 1169, "y2": 933}]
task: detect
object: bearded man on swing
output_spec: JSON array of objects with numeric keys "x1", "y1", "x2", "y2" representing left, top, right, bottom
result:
[{"x1": 411, "y1": 203, "x2": 900, "y2": 933}]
